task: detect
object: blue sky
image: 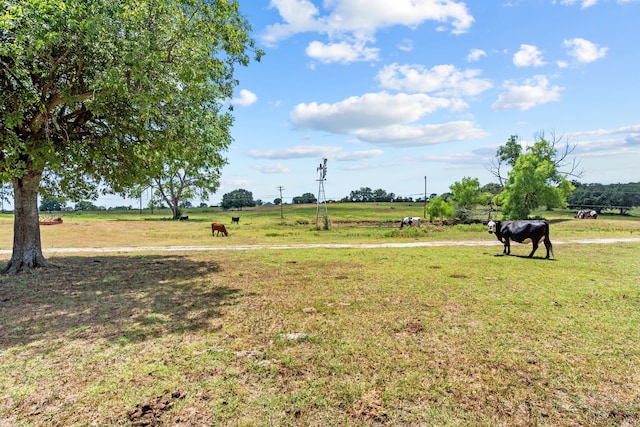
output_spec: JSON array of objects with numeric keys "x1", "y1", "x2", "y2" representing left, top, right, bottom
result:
[{"x1": 114, "y1": 0, "x2": 640, "y2": 207}]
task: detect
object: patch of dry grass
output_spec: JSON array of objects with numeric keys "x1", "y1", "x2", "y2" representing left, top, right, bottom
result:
[{"x1": 1, "y1": 238, "x2": 639, "y2": 425}]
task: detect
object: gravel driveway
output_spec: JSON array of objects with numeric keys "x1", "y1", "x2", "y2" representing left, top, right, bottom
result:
[{"x1": 2, "y1": 237, "x2": 639, "y2": 254}]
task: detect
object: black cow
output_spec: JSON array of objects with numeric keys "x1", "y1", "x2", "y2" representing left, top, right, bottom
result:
[
  {"x1": 231, "y1": 216, "x2": 240, "y2": 224},
  {"x1": 487, "y1": 220, "x2": 553, "y2": 258}
]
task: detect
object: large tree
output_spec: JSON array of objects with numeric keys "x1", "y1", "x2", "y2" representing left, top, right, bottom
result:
[
  {"x1": 1, "y1": 0, "x2": 262, "y2": 273},
  {"x1": 495, "y1": 133, "x2": 577, "y2": 219},
  {"x1": 145, "y1": 113, "x2": 232, "y2": 220}
]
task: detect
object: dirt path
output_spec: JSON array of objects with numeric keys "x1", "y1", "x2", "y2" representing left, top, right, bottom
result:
[{"x1": 2, "y1": 237, "x2": 639, "y2": 254}]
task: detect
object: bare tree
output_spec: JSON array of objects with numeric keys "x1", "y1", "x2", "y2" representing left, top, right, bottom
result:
[
  {"x1": 535, "y1": 130, "x2": 584, "y2": 179},
  {"x1": 486, "y1": 131, "x2": 583, "y2": 187}
]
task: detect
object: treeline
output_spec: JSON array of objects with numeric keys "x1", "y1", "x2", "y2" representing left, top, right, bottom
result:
[
  {"x1": 567, "y1": 182, "x2": 640, "y2": 214},
  {"x1": 339, "y1": 187, "x2": 434, "y2": 203}
]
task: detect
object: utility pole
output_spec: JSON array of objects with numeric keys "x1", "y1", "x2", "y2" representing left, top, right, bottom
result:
[
  {"x1": 276, "y1": 186, "x2": 285, "y2": 219},
  {"x1": 423, "y1": 176, "x2": 427, "y2": 219}
]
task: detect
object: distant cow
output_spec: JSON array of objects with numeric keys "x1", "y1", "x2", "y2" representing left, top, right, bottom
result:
[
  {"x1": 488, "y1": 219, "x2": 553, "y2": 258},
  {"x1": 179, "y1": 215, "x2": 189, "y2": 221},
  {"x1": 575, "y1": 210, "x2": 597, "y2": 219},
  {"x1": 211, "y1": 222, "x2": 228, "y2": 236},
  {"x1": 400, "y1": 217, "x2": 421, "y2": 228},
  {"x1": 231, "y1": 216, "x2": 240, "y2": 224}
]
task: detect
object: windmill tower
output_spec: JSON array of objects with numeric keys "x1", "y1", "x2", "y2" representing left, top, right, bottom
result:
[{"x1": 315, "y1": 158, "x2": 329, "y2": 229}]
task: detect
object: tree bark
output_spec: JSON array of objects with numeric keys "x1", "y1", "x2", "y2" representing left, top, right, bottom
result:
[{"x1": 3, "y1": 167, "x2": 51, "y2": 274}]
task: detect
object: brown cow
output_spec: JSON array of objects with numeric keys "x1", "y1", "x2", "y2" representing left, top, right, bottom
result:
[{"x1": 211, "y1": 222, "x2": 228, "y2": 236}]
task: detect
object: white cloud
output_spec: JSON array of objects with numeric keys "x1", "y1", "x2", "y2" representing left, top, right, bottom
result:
[
  {"x1": 287, "y1": 91, "x2": 493, "y2": 147},
  {"x1": 568, "y1": 124, "x2": 640, "y2": 138},
  {"x1": 262, "y1": 0, "x2": 474, "y2": 47},
  {"x1": 246, "y1": 145, "x2": 383, "y2": 161},
  {"x1": 377, "y1": 63, "x2": 493, "y2": 97},
  {"x1": 306, "y1": 39, "x2": 379, "y2": 63},
  {"x1": 556, "y1": 0, "x2": 598, "y2": 8},
  {"x1": 563, "y1": 38, "x2": 608, "y2": 63},
  {"x1": 290, "y1": 92, "x2": 464, "y2": 134},
  {"x1": 492, "y1": 75, "x2": 563, "y2": 111},
  {"x1": 467, "y1": 48, "x2": 487, "y2": 62},
  {"x1": 247, "y1": 145, "x2": 343, "y2": 159},
  {"x1": 262, "y1": 0, "x2": 324, "y2": 46},
  {"x1": 353, "y1": 121, "x2": 490, "y2": 146},
  {"x1": 256, "y1": 163, "x2": 289, "y2": 174},
  {"x1": 334, "y1": 149, "x2": 385, "y2": 161},
  {"x1": 398, "y1": 38, "x2": 414, "y2": 52},
  {"x1": 513, "y1": 44, "x2": 546, "y2": 67},
  {"x1": 231, "y1": 89, "x2": 258, "y2": 106}
]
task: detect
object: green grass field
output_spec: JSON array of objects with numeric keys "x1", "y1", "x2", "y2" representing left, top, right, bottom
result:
[{"x1": 1, "y1": 204, "x2": 639, "y2": 426}]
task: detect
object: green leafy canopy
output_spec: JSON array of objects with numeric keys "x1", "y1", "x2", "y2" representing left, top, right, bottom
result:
[
  {"x1": 496, "y1": 137, "x2": 575, "y2": 219},
  {"x1": 1, "y1": 0, "x2": 263, "y2": 199}
]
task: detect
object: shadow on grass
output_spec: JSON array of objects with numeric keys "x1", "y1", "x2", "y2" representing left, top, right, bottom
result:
[
  {"x1": 493, "y1": 253, "x2": 557, "y2": 260},
  {"x1": 0, "y1": 255, "x2": 240, "y2": 350}
]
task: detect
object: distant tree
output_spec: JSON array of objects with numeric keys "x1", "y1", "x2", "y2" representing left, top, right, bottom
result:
[
  {"x1": 39, "y1": 198, "x2": 65, "y2": 212},
  {"x1": 393, "y1": 196, "x2": 414, "y2": 202},
  {"x1": 74, "y1": 201, "x2": 98, "y2": 211},
  {"x1": 568, "y1": 182, "x2": 640, "y2": 214},
  {"x1": 450, "y1": 177, "x2": 482, "y2": 210},
  {"x1": 0, "y1": 183, "x2": 12, "y2": 211},
  {"x1": 426, "y1": 196, "x2": 454, "y2": 221},
  {"x1": 449, "y1": 177, "x2": 493, "y2": 221},
  {"x1": 348, "y1": 187, "x2": 374, "y2": 202},
  {"x1": 274, "y1": 198, "x2": 282, "y2": 205},
  {"x1": 292, "y1": 193, "x2": 317, "y2": 204},
  {"x1": 148, "y1": 198, "x2": 164, "y2": 212},
  {"x1": 148, "y1": 140, "x2": 228, "y2": 220},
  {"x1": 373, "y1": 189, "x2": 394, "y2": 202},
  {"x1": 496, "y1": 134, "x2": 576, "y2": 219},
  {"x1": 346, "y1": 187, "x2": 395, "y2": 202},
  {"x1": 221, "y1": 189, "x2": 255, "y2": 210},
  {"x1": 479, "y1": 183, "x2": 502, "y2": 196}
]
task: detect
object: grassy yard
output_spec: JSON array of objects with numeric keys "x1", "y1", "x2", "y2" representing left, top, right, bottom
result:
[
  {"x1": 2, "y1": 203, "x2": 639, "y2": 250},
  {"x1": 1, "y1": 204, "x2": 639, "y2": 426}
]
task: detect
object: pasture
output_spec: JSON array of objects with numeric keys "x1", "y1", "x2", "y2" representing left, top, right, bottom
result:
[{"x1": 1, "y1": 204, "x2": 639, "y2": 426}]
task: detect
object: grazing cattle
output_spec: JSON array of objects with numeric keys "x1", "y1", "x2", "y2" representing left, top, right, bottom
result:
[
  {"x1": 231, "y1": 216, "x2": 240, "y2": 224},
  {"x1": 400, "y1": 217, "x2": 421, "y2": 228},
  {"x1": 575, "y1": 210, "x2": 598, "y2": 219},
  {"x1": 211, "y1": 222, "x2": 228, "y2": 236},
  {"x1": 487, "y1": 219, "x2": 553, "y2": 258},
  {"x1": 179, "y1": 215, "x2": 189, "y2": 221}
]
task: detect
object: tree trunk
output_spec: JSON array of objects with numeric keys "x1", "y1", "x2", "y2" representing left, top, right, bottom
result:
[{"x1": 3, "y1": 168, "x2": 51, "y2": 274}]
